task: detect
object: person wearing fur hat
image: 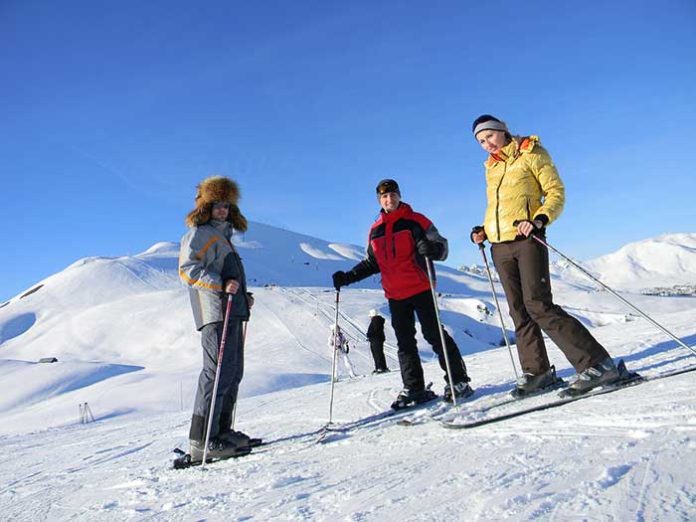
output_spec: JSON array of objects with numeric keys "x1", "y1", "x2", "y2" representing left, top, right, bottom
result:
[
  {"x1": 470, "y1": 115, "x2": 623, "y2": 397},
  {"x1": 332, "y1": 179, "x2": 474, "y2": 409},
  {"x1": 366, "y1": 309, "x2": 389, "y2": 374},
  {"x1": 179, "y1": 175, "x2": 260, "y2": 463}
]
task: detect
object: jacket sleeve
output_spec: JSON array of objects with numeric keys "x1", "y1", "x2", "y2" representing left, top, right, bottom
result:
[
  {"x1": 366, "y1": 321, "x2": 375, "y2": 340},
  {"x1": 530, "y1": 148, "x2": 565, "y2": 225},
  {"x1": 423, "y1": 223, "x2": 449, "y2": 261},
  {"x1": 178, "y1": 229, "x2": 224, "y2": 292},
  {"x1": 347, "y1": 242, "x2": 381, "y2": 282}
]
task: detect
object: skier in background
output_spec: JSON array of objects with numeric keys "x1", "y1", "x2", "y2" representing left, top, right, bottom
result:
[
  {"x1": 469, "y1": 115, "x2": 627, "y2": 396},
  {"x1": 179, "y1": 175, "x2": 260, "y2": 463},
  {"x1": 328, "y1": 324, "x2": 358, "y2": 380},
  {"x1": 366, "y1": 309, "x2": 390, "y2": 374}
]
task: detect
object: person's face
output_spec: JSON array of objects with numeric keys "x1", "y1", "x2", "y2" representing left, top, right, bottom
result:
[
  {"x1": 476, "y1": 129, "x2": 507, "y2": 154},
  {"x1": 211, "y1": 202, "x2": 230, "y2": 221},
  {"x1": 379, "y1": 192, "x2": 401, "y2": 213}
]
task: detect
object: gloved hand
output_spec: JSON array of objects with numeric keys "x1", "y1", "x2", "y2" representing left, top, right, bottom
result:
[
  {"x1": 416, "y1": 239, "x2": 440, "y2": 257},
  {"x1": 332, "y1": 271, "x2": 350, "y2": 290},
  {"x1": 514, "y1": 219, "x2": 543, "y2": 238},
  {"x1": 470, "y1": 225, "x2": 487, "y2": 244}
]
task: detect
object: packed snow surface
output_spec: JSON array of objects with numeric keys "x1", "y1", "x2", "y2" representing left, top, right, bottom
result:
[{"x1": 0, "y1": 225, "x2": 694, "y2": 521}]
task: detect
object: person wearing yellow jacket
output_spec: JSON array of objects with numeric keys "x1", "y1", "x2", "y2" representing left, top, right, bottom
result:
[{"x1": 470, "y1": 114, "x2": 621, "y2": 396}]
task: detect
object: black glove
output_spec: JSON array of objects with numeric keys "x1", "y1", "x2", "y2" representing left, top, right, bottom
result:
[
  {"x1": 332, "y1": 271, "x2": 350, "y2": 290},
  {"x1": 470, "y1": 225, "x2": 486, "y2": 243},
  {"x1": 416, "y1": 239, "x2": 441, "y2": 257}
]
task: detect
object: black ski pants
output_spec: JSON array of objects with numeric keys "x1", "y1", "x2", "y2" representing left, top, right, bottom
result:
[
  {"x1": 491, "y1": 237, "x2": 610, "y2": 376},
  {"x1": 189, "y1": 318, "x2": 245, "y2": 442},
  {"x1": 369, "y1": 340, "x2": 388, "y2": 371},
  {"x1": 389, "y1": 290, "x2": 469, "y2": 391}
]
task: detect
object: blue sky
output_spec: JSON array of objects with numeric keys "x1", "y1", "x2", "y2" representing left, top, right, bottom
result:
[{"x1": 2, "y1": 0, "x2": 695, "y2": 301}]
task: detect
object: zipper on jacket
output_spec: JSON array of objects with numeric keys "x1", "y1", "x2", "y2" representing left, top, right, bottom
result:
[
  {"x1": 494, "y1": 163, "x2": 507, "y2": 241},
  {"x1": 526, "y1": 197, "x2": 531, "y2": 221}
]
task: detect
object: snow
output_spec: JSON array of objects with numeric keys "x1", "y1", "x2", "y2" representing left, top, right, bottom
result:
[{"x1": 0, "y1": 224, "x2": 694, "y2": 521}]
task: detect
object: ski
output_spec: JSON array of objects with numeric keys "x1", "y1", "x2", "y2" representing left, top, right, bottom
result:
[
  {"x1": 397, "y1": 377, "x2": 567, "y2": 427},
  {"x1": 441, "y1": 365, "x2": 696, "y2": 430},
  {"x1": 316, "y1": 390, "x2": 442, "y2": 443},
  {"x1": 395, "y1": 401, "x2": 453, "y2": 426}
]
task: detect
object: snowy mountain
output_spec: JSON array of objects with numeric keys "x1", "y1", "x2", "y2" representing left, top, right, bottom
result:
[
  {"x1": 551, "y1": 233, "x2": 696, "y2": 292},
  {"x1": 0, "y1": 226, "x2": 694, "y2": 520}
]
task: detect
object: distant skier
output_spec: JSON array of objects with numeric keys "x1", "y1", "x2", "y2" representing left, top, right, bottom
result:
[
  {"x1": 179, "y1": 175, "x2": 260, "y2": 463},
  {"x1": 469, "y1": 115, "x2": 627, "y2": 396},
  {"x1": 332, "y1": 179, "x2": 473, "y2": 409},
  {"x1": 328, "y1": 324, "x2": 358, "y2": 380},
  {"x1": 366, "y1": 309, "x2": 390, "y2": 374}
]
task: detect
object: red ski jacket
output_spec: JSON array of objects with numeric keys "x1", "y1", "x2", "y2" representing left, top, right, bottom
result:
[{"x1": 347, "y1": 202, "x2": 449, "y2": 301}]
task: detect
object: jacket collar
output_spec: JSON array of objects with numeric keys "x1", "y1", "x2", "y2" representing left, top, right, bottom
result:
[
  {"x1": 209, "y1": 219, "x2": 233, "y2": 238},
  {"x1": 485, "y1": 135, "x2": 539, "y2": 167},
  {"x1": 377, "y1": 202, "x2": 412, "y2": 224}
]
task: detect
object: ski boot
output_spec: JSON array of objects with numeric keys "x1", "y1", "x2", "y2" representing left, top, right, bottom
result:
[
  {"x1": 391, "y1": 385, "x2": 437, "y2": 410},
  {"x1": 511, "y1": 366, "x2": 565, "y2": 399},
  {"x1": 189, "y1": 437, "x2": 251, "y2": 464},
  {"x1": 561, "y1": 358, "x2": 624, "y2": 397},
  {"x1": 443, "y1": 381, "x2": 474, "y2": 403},
  {"x1": 220, "y1": 429, "x2": 263, "y2": 448}
]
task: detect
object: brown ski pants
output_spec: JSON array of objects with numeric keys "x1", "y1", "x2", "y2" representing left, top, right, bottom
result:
[{"x1": 491, "y1": 237, "x2": 610, "y2": 375}]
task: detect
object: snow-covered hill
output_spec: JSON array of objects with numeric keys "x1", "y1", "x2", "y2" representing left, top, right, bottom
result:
[
  {"x1": 0, "y1": 226, "x2": 694, "y2": 520},
  {"x1": 552, "y1": 233, "x2": 696, "y2": 292}
]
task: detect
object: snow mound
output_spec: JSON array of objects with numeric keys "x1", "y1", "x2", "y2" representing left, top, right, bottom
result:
[
  {"x1": 328, "y1": 243, "x2": 365, "y2": 261},
  {"x1": 299, "y1": 242, "x2": 344, "y2": 260}
]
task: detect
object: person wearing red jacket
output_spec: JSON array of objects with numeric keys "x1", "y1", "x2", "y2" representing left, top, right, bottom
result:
[{"x1": 332, "y1": 179, "x2": 473, "y2": 409}]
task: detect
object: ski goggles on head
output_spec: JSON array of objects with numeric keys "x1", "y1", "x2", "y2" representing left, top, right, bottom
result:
[
  {"x1": 376, "y1": 179, "x2": 400, "y2": 196},
  {"x1": 212, "y1": 202, "x2": 231, "y2": 210}
]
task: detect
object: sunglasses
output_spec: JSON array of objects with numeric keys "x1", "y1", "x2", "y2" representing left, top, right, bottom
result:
[
  {"x1": 212, "y1": 202, "x2": 231, "y2": 210},
  {"x1": 377, "y1": 180, "x2": 399, "y2": 195}
]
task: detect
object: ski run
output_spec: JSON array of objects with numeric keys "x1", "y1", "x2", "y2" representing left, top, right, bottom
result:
[{"x1": 0, "y1": 230, "x2": 694, "y2": 520}]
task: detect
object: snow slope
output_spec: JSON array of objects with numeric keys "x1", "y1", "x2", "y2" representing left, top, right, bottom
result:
[
  {"x1": 0, "y1": 226, "x2": 694, "y2": 520},
  {"x1": 552, "y1": 233, "x2": 696, "y2": 292}
]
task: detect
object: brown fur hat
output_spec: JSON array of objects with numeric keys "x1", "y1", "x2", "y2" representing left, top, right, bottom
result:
[{"x1": 185, "y1": 175, "x2": 248, "y2": 231}]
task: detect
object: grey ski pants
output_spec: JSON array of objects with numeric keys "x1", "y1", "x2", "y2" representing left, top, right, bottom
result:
[{"x1": 189, "y1": 319, "x2": 245, "y2": 442}]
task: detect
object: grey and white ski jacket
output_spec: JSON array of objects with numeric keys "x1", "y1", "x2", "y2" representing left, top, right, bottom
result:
[{"x1": 179, "y1": 220, "x2": 250, "y2": 330}]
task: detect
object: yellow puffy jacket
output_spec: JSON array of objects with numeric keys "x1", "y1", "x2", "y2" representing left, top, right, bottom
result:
[{"x1": 482, "y1": 135, "x2": 565, "y2": 243}]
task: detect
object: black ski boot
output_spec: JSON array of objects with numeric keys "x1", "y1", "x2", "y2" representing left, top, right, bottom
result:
[
  {"x1": 220, "y1": 429, "x2": 263, "y2": 448},
  {"x1": 511, "y1": 366, "x2": 565, "y2": 399},
  {"x1": 443, "y1": 381, "x2": 474, "y2": 403},
  {"x1": 391, "y1": 385, "x2": 437, "y2": 410}
]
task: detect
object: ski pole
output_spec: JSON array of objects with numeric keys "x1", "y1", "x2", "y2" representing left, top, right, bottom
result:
[
  {"x1": 230, "y1": 321, "x2": 248, "y2": 431},
  {"x1": 425, "y1": 257, "x2": 459, "y2": 406},
  {"x1": 201, "y1": 293, "x2": 234, "y2": 468},
  {"x1": 524, "y1": 230, "x2": 696, "y2": 359},
  {"x1": 478, "y1": 243, "x2": 520, "y2": 380},
  {"x1": 327, "y1": 290, "x2": 341, "y2": 425}
]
